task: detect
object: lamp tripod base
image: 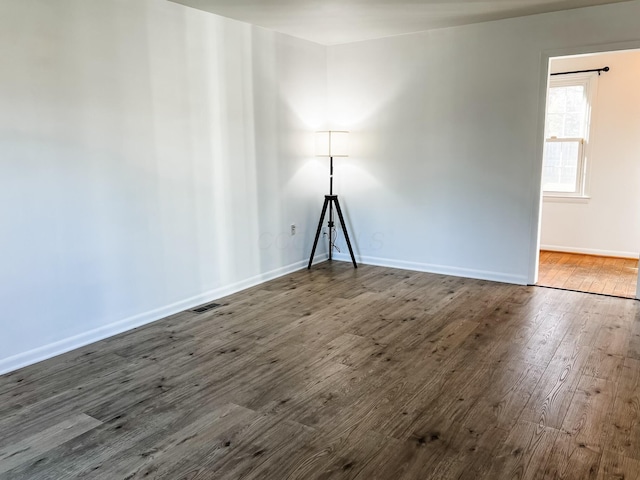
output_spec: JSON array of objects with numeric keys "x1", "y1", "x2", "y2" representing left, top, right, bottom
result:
[{"x1": 308, "y1": 195, "x2": 357, "y2": 269}]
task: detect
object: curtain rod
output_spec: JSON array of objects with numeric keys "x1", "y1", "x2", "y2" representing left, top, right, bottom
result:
[{"x1": 551, "y1": 66, "x2": 610, "y2": 76}]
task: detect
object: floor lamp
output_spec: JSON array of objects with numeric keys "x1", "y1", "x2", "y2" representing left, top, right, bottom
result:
[{"x1": 308, "y1": 131, "x2": 357, "y2": 269}]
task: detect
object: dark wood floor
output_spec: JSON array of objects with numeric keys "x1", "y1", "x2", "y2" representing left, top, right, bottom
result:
[
  {"x1": 538, "y1": 250, "x2": 638, "y2": 299},
  {"x1": 1, "y1": 262, "x2": 640, "y2": 479}
]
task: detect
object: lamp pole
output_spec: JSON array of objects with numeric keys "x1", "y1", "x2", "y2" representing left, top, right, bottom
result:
[{"x1": 328, "y1": 155, "x2": 334, "y2": 260}]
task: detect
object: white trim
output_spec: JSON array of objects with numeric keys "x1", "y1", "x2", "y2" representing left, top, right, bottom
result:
[
  {"x1": 0, "y1": 254, "x2": 329, "y2": 376},
  {"x1": 540, "y1": 245, "x2": 639, "y2": 259},
  {"x1": 543, "y1": 195, "x2": 591, "y2": 203},
  {"x1": 331, "y1": 253, "x2": 528, "y2": 285}
]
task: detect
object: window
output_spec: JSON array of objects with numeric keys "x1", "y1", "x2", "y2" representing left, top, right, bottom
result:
[{"x1": 541, "y1": 73, "x2": 595, "y2": 197}]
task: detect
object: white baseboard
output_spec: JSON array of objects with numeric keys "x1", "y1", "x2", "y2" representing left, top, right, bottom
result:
[
  {"x1": 540, "y1": 245, "x2": 639, "y2": 259},
  {"x1": 331, "y1": 253, "x2": 528, "y2": 285},
  {"x1": 0, "y1": 254, "x2": 328, "y2": 376}
]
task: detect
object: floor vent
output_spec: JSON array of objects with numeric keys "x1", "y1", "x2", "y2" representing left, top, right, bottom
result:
[{"x1": 190, "y1": 302, "x2": 222, "y2": 313}]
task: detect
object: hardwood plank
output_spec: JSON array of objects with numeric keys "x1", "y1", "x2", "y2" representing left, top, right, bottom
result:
[
  {"x1": 7, "y1": 400, "x2": 230, "y2": 479},
  {"x1": 468, "y1": 361, "x2": 545, "y2": 431},
  {"x1": 629, "y1": 315, "x2": 640, "y2": 360},
  {"x1": 0, "y1": 357, "x2": 166, "y2": 446},
  {"x1": 607, "y1": 357, "x2": 640, "y2": 461},
  {"x1": 597, "y1": 449, "x2": 640, "y2": 480},
  {"x1": 123, "y1": 407, "x2": 313, "y2": 480},
  {"x1": 541, "y1": 376, "x2": 616, "y2": 479},
  {"x1": 481, "y1": 421, "x2": 559, "y2": 480},
  {"x1": 0, "y1": 414, "x2": 102, "y2": 476},
  {"x1": 593, "y1": 318, "x2": 630, "y2": 357},
  {"x1": 583, "y1": 351, "x2": 624, "y2": 381},
  {"x1": 519, "y1": 342, "x2": 589, "y2": 430},
  {"x1": 542, "y1": 432, "x2": 600, "y2": 479},
  {"x1": 351, "y1": 435, "x2": 446, "y2": 480},
  {"x1": 280, "y1": 422, "x2": 388, "y2": 480}
]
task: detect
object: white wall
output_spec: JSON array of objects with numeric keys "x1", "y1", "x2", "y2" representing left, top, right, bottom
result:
[
  {"x1": 540, "y1": 50, "x2": 640, "y2": 258},
  {"x1": 326, "y1": 1, "x2": 640, "y2": 284},
  {"x1": 0, "y1": 0, "x2": 327, "y2": 373}
]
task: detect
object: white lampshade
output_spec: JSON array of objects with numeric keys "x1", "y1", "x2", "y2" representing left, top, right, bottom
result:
[{"x1": 315, "y1": 131, "x2": 349, "y2": 157}]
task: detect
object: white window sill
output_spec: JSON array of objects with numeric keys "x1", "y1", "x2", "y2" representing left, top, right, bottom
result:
[{"x1": 543, "y1": 195, "x2": 591, "y2": 204}]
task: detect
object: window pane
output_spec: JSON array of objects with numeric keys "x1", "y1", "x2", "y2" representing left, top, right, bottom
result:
[
  {"x1": 546, "y1": 85, "x2": 586, "y2": 138},
  {"x1": 547, "y1": 88, "x2": 566, "y2": 114},
  {"x1": 542, "y1": 140, "x2": 581, "y2": 193},
  {"x1": 563, "y1": 112, "x2": 583, "y2": 137},
  {"x1": 546, "y1": 113, "x2": 564, "y2": 138},
  {"x1": 565, "y1": 86, "x2": 585, "y2": 113}
]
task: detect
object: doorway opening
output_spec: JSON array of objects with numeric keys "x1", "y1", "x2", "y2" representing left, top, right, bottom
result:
[{"x1": 536, "y1": 49, "x2": 640, "y2": 299}]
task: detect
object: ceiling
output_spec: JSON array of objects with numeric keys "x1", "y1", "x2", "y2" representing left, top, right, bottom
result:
[{"x1": 169, "y1": 0, "x2": 632, "y2": 45}]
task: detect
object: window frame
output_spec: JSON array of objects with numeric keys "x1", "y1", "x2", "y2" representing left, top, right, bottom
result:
[{"x1": 542, "y1": 72, "x2": 597, "y2": 199}]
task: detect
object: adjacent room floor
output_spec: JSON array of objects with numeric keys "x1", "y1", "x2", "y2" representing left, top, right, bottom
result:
[
  {"x1": 1, "y1": 262, "x2": 640, "y2": 479},
  {"x1": 538, "y1": 250, "x2": 639, "y2": 299}
]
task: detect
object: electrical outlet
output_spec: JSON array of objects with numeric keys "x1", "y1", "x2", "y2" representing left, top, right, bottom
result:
[{"x1": 290, "y1": 224, "x2": 296, "y2": 236}]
